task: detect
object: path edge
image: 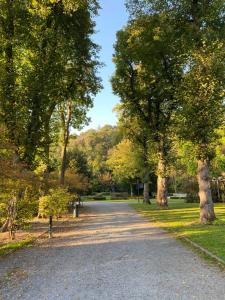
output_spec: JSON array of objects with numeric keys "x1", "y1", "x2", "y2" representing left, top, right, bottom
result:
[{"x1": 130, "y1": 203, "x2": 225, "y2": 268}]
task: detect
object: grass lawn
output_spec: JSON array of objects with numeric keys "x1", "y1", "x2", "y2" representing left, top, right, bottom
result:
[
  {"x1": 131, "y1": 199, "x2": 225, "y2": 262},
  {"x1": 83, "y1": 198, "x2": 139, "y2": 203},
  {"x1": 0, "y1": 237, "x2": 35, "y2": 256}
]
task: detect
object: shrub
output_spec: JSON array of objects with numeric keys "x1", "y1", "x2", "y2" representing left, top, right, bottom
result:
[
  {"x1": 39, "y1": 188, "x2": 73, "y2": 218},
  {"x1": 92, "y1": 196, "x2": 106, "y2": 200},
  {"x1": 110, "y1": 192, "x2": 129, "y2": 200}
]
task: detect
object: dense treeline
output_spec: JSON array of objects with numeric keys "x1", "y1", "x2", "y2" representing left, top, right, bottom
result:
[
  {"x1": 0, "y1": 0, "x2": 101, "y2": 238},
  {"x1": 67, "y1": 124, "x2": 225, "y2": 204},
  {"x1": 112, "y1": 0, "x2": 225, "y2": 222}
]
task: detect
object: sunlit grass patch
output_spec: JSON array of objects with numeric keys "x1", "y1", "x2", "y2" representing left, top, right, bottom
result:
[
  {"x1": 132, "y1": 199, "x2": 225, "y2": 261},
  {"x1": 0, "y1": 237, "x2": 34, "y2": 256}
]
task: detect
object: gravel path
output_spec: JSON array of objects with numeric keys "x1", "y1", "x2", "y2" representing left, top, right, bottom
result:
[{"x1": 0, "y1": 202, "x2": 225, "y2": 300}]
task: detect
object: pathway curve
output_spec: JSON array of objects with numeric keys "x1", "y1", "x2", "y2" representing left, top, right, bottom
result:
[{"x1": 0, "y1": 202, "x2": 225, "y2": 300}]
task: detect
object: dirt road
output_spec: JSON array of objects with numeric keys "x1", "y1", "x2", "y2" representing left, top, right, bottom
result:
[{"x1": 0, "y1": 202, "x2": 225, "y2": 300}]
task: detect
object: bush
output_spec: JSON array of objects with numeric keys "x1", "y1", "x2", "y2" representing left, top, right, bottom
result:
[
  {"x1": 186, "y1": 195, "x2": 199, "y2": 203},
  {"x1": 16, "y1": 189, "x2": 38, "y2": 226},
  {"x1": 98, "y1": 192, "x2": 110, "y2": 196},
  {"x1": 39, "y1": 188, "x2": 73, "y2": 218},
  {"x1": 110, "y1": 192, "x2": 129, "y2": 200},
  {"x1": 92, "y1": 196, "x2": 106, "y2": 200}
]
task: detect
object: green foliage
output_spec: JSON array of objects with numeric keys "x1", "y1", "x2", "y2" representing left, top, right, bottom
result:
[
  {"x1": 126, "y1": 0, "x2": 225, "y2": 162},
  {"x1": 69, "y1": 125, "x2": 123, "y2": 192},
  {"x1": 0, "y1": 127, "x2": 40, "y2": 229},
  {"x1": 72, "y1": 125, "x2": 122, "y2": 175},
  {"x1": 0, "y1": 0, "x2": 100, "y2": 232},
  {"x1": 16, "y1": 188, "x2": 39, "y2": 226},
  {"x1": 112, "y1": 14, "x2": 182, "y2": 142},
  {"x1": 212, "y1": 127, "x2": 225, "y2": 177},
  {"x1": 66, "y1": 147, "x2": 91, "y2": 178},
  {"x1": 38, "y1": 188, "x2": 73, "y2": 217},
  {"x1": 111, "y1": 13, "x2": 184, "y2": 202},
  {"x1": 132, "y1": 199, "x2": 225, "y2": 261},
  {"x1": 107, "y1": 139, "x2": 143, "y2": 182},
  {"x1": 0, "y1": 237, "x2": 35, "y2": 257},
  {"x1": 0, "y1": 0, "x2": 101, "y2": 167},
  {"x1": 178, "y1": 43, "x2": 225, "y2": 160},
  {"x1": 92, "y1": 196, "x2": 106, "y2": 201}
]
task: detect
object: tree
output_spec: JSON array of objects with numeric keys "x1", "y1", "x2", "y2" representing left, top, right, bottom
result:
[
  {"x1": 0, "y1": 0, "x2": 101, "y2": 236},
  {"x1": 126, "y1": 0, "x2": 225, "y2": 222},
  {"x1": 0, "y1": 126, "x2": 39, "y2": 239},
  {"x1": 71, "y1": 125, "x2": 123, "y2": 191},
  {"x1": 66, "y1": 147, "x2": 91, "y2": 178},
  {"x1": 112, "y1": 14, "x2": 182, "y2": 207},
  {"x1": 178, "y1": 44, "x2": 225, "y2": 222},
  {"x1": 115, "y1": 105, "x2": 155, "y2": 203},
  {"x1": 39, "y1": 187, "x2": 73, "y2": 219},
  {"x1": 0, "y1": 0, "x2": 101, "y2": 170},
  {"x1": 178, "y1": 1, "x2": 224, "y2": 222},
  {"x1": 107, "y1": 139, "x2": 144, "y2": 196},
  {"x1": 171, "y1": 0, "x2": 224, "y2": 222},
  {"x1": 51, "y1": 1, "x2": 101, "y2": 185}
]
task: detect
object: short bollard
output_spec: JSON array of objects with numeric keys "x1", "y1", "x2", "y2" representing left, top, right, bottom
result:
[
  {"x1": 73, "y1": 203, "x2": 79, "y2": 218},
  {"x1": 76, "y1": 203, "x2": 79, "y2": 217}
]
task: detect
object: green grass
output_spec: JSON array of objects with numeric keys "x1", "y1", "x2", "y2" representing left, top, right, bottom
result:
[
  {"x1": 103, "y1": 199, "x2": 140, "y2": 203},
  {"x1": 131, "y1": 199, "x2": 225, "y2": 262},
  {"x1": 83, "y1": 197, "x2": 140, "y2": 203},
  {"x1": 0, "y1": 237, "x2": 35, "y2": 256}
]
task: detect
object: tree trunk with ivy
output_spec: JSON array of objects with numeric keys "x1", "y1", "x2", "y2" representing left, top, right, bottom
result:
[{"x1": 197, "y1": 160, "x2": 216, "y2": 223}]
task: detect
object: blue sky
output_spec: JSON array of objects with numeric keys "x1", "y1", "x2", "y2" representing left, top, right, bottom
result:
[{"x1": 79, "y1": 0, "x2": 128, "y2": 132}]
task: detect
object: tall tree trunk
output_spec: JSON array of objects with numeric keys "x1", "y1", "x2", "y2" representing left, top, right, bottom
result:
[
  {"x1": 143, "y1": 169, "x2": 151, "y2": 204},
  {"x1": 60, "y1": 141, "x2": 68, "y2": 185},
  {"x1": 143, "y1": 143, "x2": 151, "y2": 204},
  {"x1": 156, "y1": 149, "x2": 168, "y2": 207},
  {"x1": 197, "y1": 160, "x2": 216, "y2": 223},
  {"x1": 173, "y1": 175, "x2": 177, "y2": 194},
  {"x1": 42, "y1": 104, "x2": 56, "y2": 193},
  {"x1": 1, "y1": 196, "x2": 17, "y2": 239},
  {"x1": 130, "y1": 182, "x2": 133, "y2": 197},
  {"x1": 59, "y1": 102, "x2": 72, "y2": 185}
]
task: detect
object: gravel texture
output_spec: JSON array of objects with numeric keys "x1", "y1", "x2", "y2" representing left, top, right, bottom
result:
[{"x1": 0, "y1": 201, "x2": 225, "y2": 300}]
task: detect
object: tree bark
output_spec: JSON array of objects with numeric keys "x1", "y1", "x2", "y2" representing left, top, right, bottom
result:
[
  {"x1": 156, "y1": 149, "x2": 168, "y2": 207},
  {"x1": 59, "y1": 102, "x2": 72, "y2": 185},
  {"x1": 130, "y1": 183, "x2": 133, "y2": 197},
  {"x1": 1, "y1": 196, "x2": 17, "y2": 240},
  {"x1": 142, "y1": 142, "x2": 151, "y2": 204},
  {"x1": 143, "y1": 169, "x2": 151, "y2": 204},
  {"x1": 197, "y1": 160, "x2": 216, "y2": 223}
]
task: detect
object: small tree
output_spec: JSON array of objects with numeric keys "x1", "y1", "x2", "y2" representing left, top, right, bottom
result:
[
  {"x1": 115, "y1": 106, "x2": 155, "y2": 203},
  {"x1": 107, "y1": 139, "x2": 143, "y2": 196},
  {"x1": 0, "y1": 127, "x2": 39, "y2": 239},
  {"x1": 38, "y1": 188, "x2": 73, "y2": 219}
]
